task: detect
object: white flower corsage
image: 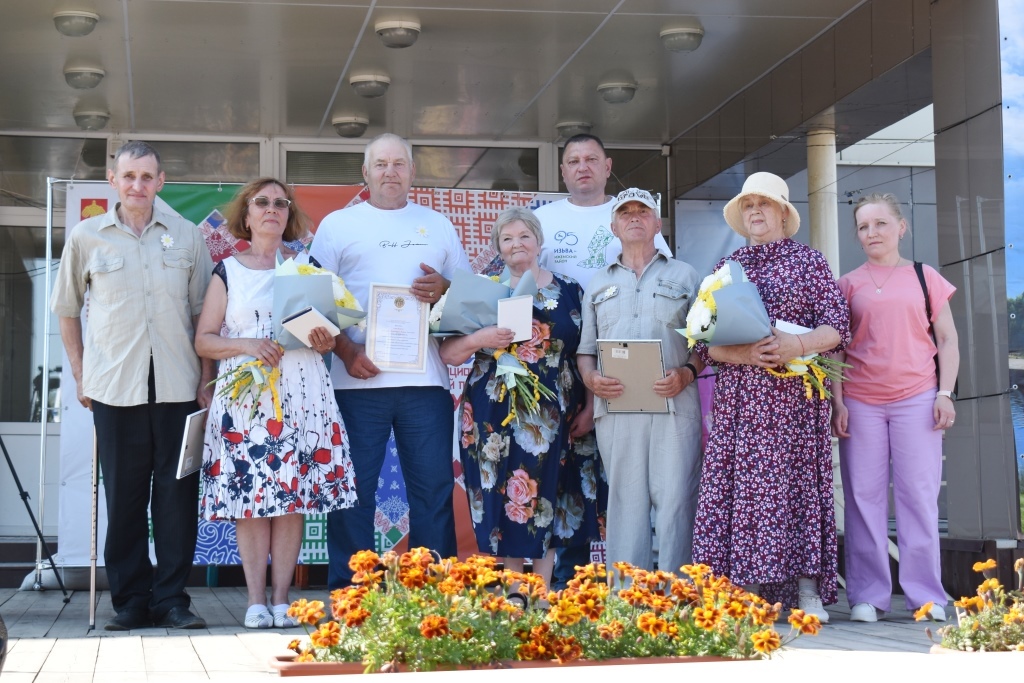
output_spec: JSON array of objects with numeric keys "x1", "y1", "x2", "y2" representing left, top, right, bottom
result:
[
  {"x1": 542, "y1": 297, "x2": 558, "y2": 310},
  {"x1": 160, "y1": 234, "x2": 174, "y2": 250},
  {"x1": 593, "y1": 285, "x2": 618, "y2": 304}
]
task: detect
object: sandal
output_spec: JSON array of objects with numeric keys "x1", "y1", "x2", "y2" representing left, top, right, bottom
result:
[
  {"x1": 273, "y1": 604, "x2": 299, "y2": 628},
  {"x1": 244, "y1": 604, "x2": 273, "y2": 629}
]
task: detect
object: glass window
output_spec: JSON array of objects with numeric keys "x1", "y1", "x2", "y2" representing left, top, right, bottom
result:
[
  {"x1": 0, "y1": 136, "x2": 107, "y2": 210},
  {"x1": 142, "y1": 141, "x2": 259, "y2": 182},
  {"x1": 0, "y1": 223, "x2": 63, "y2": 422},
  {"x1": 412, "y1": 147, "x2": 538, "y2": 191},
  {"x1": 286, "y1": 151, "x2": 364, "y2": 185}
]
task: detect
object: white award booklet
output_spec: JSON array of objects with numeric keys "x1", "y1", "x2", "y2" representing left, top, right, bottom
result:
[
  {"x1": 497, "y1": 295, "x2": 534, "y2": 343},
  {"x1": 281, "y1": 306, "x2": 341, "y2": 348},
  {"x1": 176, "y1": 408, "x2": 208, "y2": 479}
]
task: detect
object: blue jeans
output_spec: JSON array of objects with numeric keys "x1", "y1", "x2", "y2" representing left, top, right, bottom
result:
[{"x1": 327, "y1": 386, "x2": 456, "y2": 588}]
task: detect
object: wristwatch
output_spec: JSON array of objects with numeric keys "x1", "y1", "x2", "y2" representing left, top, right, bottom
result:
[{"x1": 936, "y1": 390, "x2": 954, "y2": 400}]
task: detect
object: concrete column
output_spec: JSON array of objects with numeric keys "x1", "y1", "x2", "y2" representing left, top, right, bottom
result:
[{"x1": 806, "y1": 128, "x2": 839, "y2": 276}]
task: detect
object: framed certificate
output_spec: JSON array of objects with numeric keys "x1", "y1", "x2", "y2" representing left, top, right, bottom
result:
[
  {"x1": 366, "y1": 283, "x2": 429, "y2": 373},
  {"x1": 596, "y1": 339, "x2": 669, "y2": 413},
  {"x1": 176, "y1": 408, "x2": 208, "y2": 479}
]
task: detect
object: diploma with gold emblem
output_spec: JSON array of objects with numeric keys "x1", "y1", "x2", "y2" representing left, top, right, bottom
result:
[{"x1": 365, "y1": 283, "x2": 428, "y2": 372}]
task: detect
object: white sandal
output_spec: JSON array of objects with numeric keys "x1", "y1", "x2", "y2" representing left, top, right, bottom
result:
[
  {"x1": 244, "y1": 604, "x2": 273, "y2": 629},
  {"x1": 273, "y1": 604, "x2": 299, "y2": 628}
]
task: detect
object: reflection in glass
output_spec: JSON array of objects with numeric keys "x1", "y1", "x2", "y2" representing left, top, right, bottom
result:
[{"x1": 412, "y1": 147, "x2": 538, "y2": 191}]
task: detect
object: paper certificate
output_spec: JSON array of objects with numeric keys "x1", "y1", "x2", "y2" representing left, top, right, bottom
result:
[{"x1": 366, "y1": 284, "x2": 428, "y2": 372}]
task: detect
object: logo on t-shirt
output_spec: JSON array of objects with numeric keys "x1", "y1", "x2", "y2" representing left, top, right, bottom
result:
[{"x1": 577, "y1": 227, "x2": 614, "y2": 270}]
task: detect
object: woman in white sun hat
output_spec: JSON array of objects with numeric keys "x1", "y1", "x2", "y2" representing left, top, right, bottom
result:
[{"x1": 691, "y1": 172, "x2": 850, "y2": 624}]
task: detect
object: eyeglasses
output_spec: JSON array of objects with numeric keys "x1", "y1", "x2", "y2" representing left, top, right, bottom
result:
[{"x1": 249, "y1": 196, "x2": 292, "y2": 210}]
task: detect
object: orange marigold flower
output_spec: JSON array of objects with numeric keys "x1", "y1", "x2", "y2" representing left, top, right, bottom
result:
[
  {"x1": 419, "y1": 615, "x2": 450, "y2": 639},
  {"x1": 680, "y1": 564, "x2": 712, "y2": 581},
  {"x1": 286, "y1": 639, "x2": 302, "y2": 653},
  {"x1": 310, "y1": 621, "x2": 342, "y2": 648},
  {"x1": 437, "y1": 576, "x2": 463, "y2": 596},
  {"x1": 955, "y1": 596, "x2": 985, "y2": 614},
  {"x1": 912, "y1": 602, "x2": 934, "y2": 622},
  {"x1": 517, "y1": 642, "x2": 545, "y2": 660},
  {"x1": 636, "y1": 611, "x2": 668, "y2": 636},
  {"x1": 348, "y1": 549, "x2": 381, "y2": 574},
  {"x1": 751, "y1": 629, "x2": 781, "y2": 654},
  {"x1": 647, "y1": 594, "x2": 674, "y2": 614},
  {"x1": 576, "y1": 595, "x2": 604, "y2": 621},
  {"x1": 1002, "y1": 608, "x2": 1024, "y2": 626},
  {"x1": 670, "y1": 580, "x2": 701, "y2": 605},
  {"x1": 552, "y1": 637, "x2": 583, "y2": 664},
  {"x1": 598, "y1": 620, "x2": 625, "y2": 640},
  {"x1": 788, "y1": 609, "x2": 821, "y2": 635},
  {"x1": 287, "y1": 599, "x2": 326, "y2": 626},
  {"x1": 549, "y1": 597, "x2": 583, "y2": 626},
  {"x1": 693, "y1": 606, "x2": 722, "y2": 630},
  {"x1": 295, "y1": 651, "x2": 316, "y2": 663},
  {"x1": 352, "y1": 569, "x2": 384, "y2": 585},
  {"x1": 398, "y1": 566, "x2": 428, "y2": 589},
  {"x1": 978, "y1": 578, "x2": 1002, "y2": 594},
  {"x1": 972, "y1": 559, "x2": 997, "y2": 573},
  {"x1": 344, "y1": 608, "x2": 371, "y2": 628},
  {"x1": 618, "y1": 586, "x2": 648, "y2": 608}
]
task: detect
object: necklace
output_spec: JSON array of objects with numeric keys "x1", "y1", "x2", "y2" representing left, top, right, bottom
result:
[{"x1": 866, "y1": 260, "x2": 901, "y2": 293}]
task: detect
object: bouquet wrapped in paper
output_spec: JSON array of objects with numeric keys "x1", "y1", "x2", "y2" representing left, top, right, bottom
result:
[
  {"x1": 428, "y1": 268, "x2": 537, "y2": 335},
  {"x1": 678, "y1": 260, "x2": 848, "y2": 400},
  {"x1": 274, "y1": 251, "x2": 365, "y2": 350}
]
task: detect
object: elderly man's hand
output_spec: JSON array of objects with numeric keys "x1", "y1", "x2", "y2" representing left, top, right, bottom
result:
[
  {"x1": 412, "y1": 263, "x2": 448, "y2": 304},
  {"x1": 653, "y1": 367, "x2": 690, "y2": 398},
  {"x1": 196, "y1": 382, "x2": 213, "y2": 410},
  {"x1": 76, "y1": 383, "x2": 92, "y2": 411},
  {"x1": 340, "y1": 342, "x2": 381, "y2": 381},
  {"x1": 586, "y1": 369, "x2": 623, "y2": 400}
]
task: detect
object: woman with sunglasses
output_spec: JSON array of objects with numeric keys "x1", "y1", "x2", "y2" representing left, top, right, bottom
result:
[{"x1": 195, "y1": 178, "x2": 358, "y2": 629}]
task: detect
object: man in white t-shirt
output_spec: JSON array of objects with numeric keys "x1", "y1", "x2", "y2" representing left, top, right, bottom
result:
[
  {"x1": 310, "y1": 133, "x2": 471, "y2": 589},
  {"x1": 535, "y1": 134, "x2": 670, "y2": 284}
]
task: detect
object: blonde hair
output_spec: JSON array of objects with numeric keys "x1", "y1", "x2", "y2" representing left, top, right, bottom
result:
[{"x1": 853, "y1": 192, "x2": 906, "y2": 224}]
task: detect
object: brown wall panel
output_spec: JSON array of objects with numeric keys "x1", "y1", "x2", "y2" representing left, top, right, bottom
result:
[
  {"x1": 835, "y1": 3, "x2": 873, "y2": 100},
  {"x1": 743, "y1": 78, "x2": 773, "y2": 156},
  {"x1": 719, "y1": 97, "x2": 745, "y2": 170},
  {"x1": 771, "y1": 58, "x2": 803, "y2": 136},
  {"x1": 871, "y1": 0, "x2": 914, "y2": 77},
  {"x1": 696, "y1": 114, "x2": 721, "y2": 183},
  {"x1": 801, "y1": 30, "x2": 836, "y2": 122}
]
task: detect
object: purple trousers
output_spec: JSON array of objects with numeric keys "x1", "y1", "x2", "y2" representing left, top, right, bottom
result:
[{"x1": 838, "y1": 390, "x2": 945, "y2": 611}]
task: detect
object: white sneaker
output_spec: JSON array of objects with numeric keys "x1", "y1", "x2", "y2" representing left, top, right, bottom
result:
[
  {"x1": 928, "y1": 604, "x2": 947, "y2": 622},
  {"x1": 850, "y1": 603, "x2": 878, "y2": 622},
  {"x1": 798, "y1": 593, "x2": 831, "y2": 624}
]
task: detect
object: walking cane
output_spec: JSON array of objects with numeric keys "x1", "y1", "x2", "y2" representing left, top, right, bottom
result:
[{"x1": 89, "y1": 426, "x2": 98, "y2": 630}]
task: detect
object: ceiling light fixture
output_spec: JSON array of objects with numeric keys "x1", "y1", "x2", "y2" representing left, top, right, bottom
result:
[
  {"x1": 659, "y1": 26, "x2": 704, "y2": 53},
  {"x1": 332, "y1": 115, "x2": 369, "y2": 138},
  {"x1": 53, "y1": 10, "x2": 100, "y2": 37},
  {"x1": 597, "y1": 79, "x2": 637, "y2": 104},
  {"x1": 375, "y1": 20, "x2": 420, "y2": 48},
  {"x1": 556, "y1": 121, "x2": 592, "y2": 138},
  {"x1": 73, "y1": 106, "x2": 110, "y2": 131},
  {"x1": 64, "y1": 65, "x2": 105, "y2": 89},
  {"x1": 350, "y1": 74, "x2": 391, "y2": 98}
]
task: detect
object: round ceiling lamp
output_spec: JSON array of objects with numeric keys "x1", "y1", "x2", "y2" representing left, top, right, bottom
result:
[
  {"x1": 350, "y1": 74, "x2": 391, "y2": 98},
  {"x1": 597, "y1": 79, "x2": 637, "y2": 104},
  {"x1": 375, "y1": 20, "x2": 420, "y2": 48},
  {"x1": 64, "y1": 65, "x2": 106, "y2": 89},
  {"x1": 556, "y1": 121, "x2": 592, "y2": 138},
  {"x1": 332, "y1": 115, "x2": 370, "y2": 138},
  {"x1": 73, "y1": 106, "x2": 110, "y2": 131},
  {"x1": 659, "y1": 26, "x2": 704, "y2": 53},
  {"x1": 53, "y1": 10, "x2": 100, "y2": 37}
]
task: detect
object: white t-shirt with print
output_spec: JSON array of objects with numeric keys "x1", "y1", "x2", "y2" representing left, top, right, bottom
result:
[{"x1": 534, "y1": 198, "x2": 671, "y2": 289}]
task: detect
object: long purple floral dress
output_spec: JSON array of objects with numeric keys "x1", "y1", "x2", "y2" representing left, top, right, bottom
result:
[
  {"x1": 693, "y1": 238, "x2": 850, "y2": 608},
  {"x1": 459, "y1": 273, "x2": 602, "y2": 558}
]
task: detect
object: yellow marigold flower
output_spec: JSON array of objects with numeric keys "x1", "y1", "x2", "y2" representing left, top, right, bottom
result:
[
  {"x1": 598, "y1": 620, "x2": 625, "y2": 640},
  {"x1": 398, "y1": 566, "x2": 428, "y2": 589},
  {"x1": 751, "y1": 629, "x2": 782, "y2": 654},
  {"x1": 549, "y1": 597, "x2": 583, "y2": 626},
  {"x1": 637, "y1": 611, "x2": 668, "y2": 636},
  {"x1": 788, "y1": 609, "x2": 822, "y2": 635},
  {"x1": 295, "y1": 651, "x2": 316, "y2": 663},
  {"x1": 972, "y1": 558, "x2": 997, "y2": 573},
  {"x1": 348, "y1": 549, "x2": 381, "y2": 573},
  {"x1": 751, "y1": 603, "x2": 780, "y2": 626},
  {"x1": 647, "y1": 594, "x2": 674, "y2": 614},
  {"x1": 310, "y1": 621, "x2": 342, "y2": 648},
  {"x1": 665, "y1": 622, "x2": 680, "y2": 639},
  {"x1": 287, "y1": 599, "x2": 326, "y2": 626},
  {"x1": 693, "y1": 606, "x2": 722, "y2": 630},
  {"x1": 978, "y1": 578, "x2": 1002, "y2": 594},
  {"x1": 1003, "y1": 608, "x2": 1024, "y2": 626},
  {"x1": 913, "y1": 602, "x2": 934, "y2": 622},
  {"x1": 438, "y1": 576, "x2": 463, "y2": 596},
  {"x1": 419, "y1": 615, "x2": 450, "y2": 639},
  {"x1": 954, "y1": 596, "x2": 985, "y2": 614},
  {"x1": 726, "y1": 600, "x2": 748, "y2": 619}
]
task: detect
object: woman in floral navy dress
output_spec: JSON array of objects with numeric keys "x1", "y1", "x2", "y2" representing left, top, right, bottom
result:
[
  {"x1": 440, "y1": 207, "x2": 599, "y2": 588},
  {"x1": 196, "y1": 178, "x2": 358, "y2": 629},
  {"x1": 692, "y1": 173, "x2": 850, "y2": 622}
]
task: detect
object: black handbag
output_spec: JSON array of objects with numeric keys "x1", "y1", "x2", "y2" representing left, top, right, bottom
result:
[{"x1": 913, "y1": 261, "x2": 958, "y2": 398}]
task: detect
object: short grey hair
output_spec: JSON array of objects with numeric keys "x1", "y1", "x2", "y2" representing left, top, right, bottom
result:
[
  {"x1": 490, "y1": 206, "x2": 544, "y2": 253},
  {"x1": 363, "y1": 133, "x2": 413, "y2": 168},
  {"x1": 111, "y1": 140, "x2": 162, "y2": 174}
]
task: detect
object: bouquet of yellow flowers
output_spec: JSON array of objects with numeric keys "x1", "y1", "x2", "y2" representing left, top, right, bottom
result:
[
  {"x1": 209, "y1": 348, "x2": 284, "y2": 422},
  {"x1": 281, "y1": 548, "x2": 819, "y2": 673},
  {"x1": 492, "y1": 345, "x2": 558, "y2": 427}
]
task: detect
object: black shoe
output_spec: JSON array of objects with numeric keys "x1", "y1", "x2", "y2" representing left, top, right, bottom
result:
[
  {"x1": 154, "y1": 606, "x2": 206, "y2": 629},
  {"x1": 104, "y1": 609, "x2": 152, "y2": 631}
]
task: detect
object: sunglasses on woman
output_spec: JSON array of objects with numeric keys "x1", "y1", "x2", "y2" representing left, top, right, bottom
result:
[{"x1": 249, "y1": 196, "x2": 292, "y2": 210}]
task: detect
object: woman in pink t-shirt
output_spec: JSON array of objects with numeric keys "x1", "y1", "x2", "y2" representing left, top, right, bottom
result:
[{"x1": 832, "y1": 193, "x2": 959, "y2": 624}]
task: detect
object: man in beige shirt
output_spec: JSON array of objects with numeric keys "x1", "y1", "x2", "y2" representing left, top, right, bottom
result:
[{"x1": 51, "y1": 141, "x2": 213, "y2": 630}]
